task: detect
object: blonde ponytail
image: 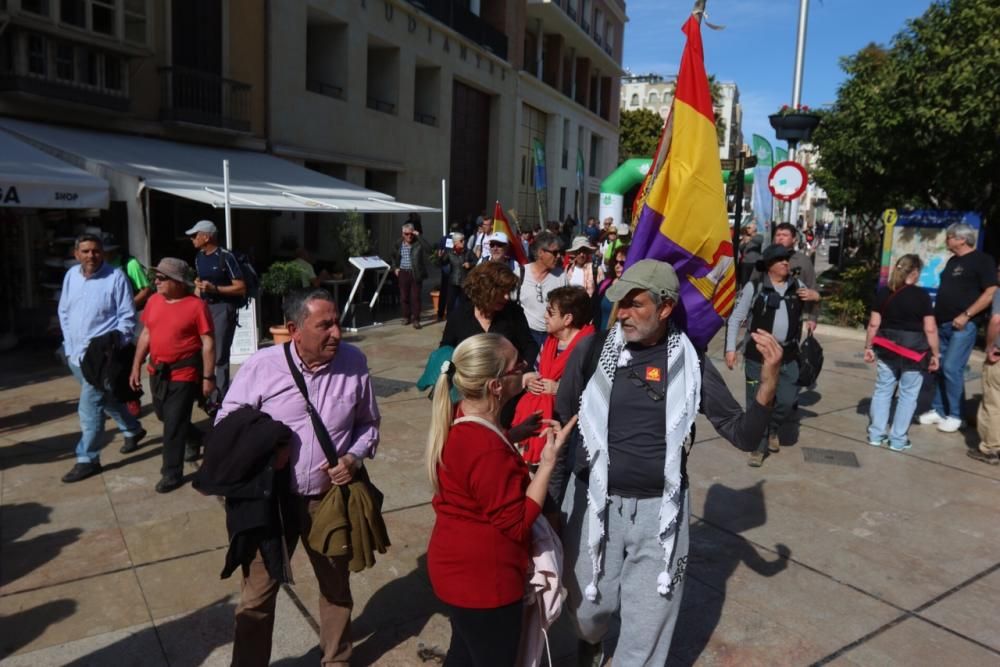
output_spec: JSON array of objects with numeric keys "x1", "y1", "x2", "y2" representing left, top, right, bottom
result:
[
  {"x1": 425, "y1": 333, "x2": 510, "y2": 492},
  {"x1": 888, "y1": 254, "x2": 923, "y2": 291}
]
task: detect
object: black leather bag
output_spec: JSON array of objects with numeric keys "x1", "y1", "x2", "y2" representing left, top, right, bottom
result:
[{"x1": 797, "y1": 332, "x2": 824, "y2": 387}]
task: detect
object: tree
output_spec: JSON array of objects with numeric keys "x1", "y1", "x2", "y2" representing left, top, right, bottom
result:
[
  {"x1": 813, "y1": 0, "x2": 1000, "y2": 241},
  {"x1": 618, "y1": 107, "x2": 663, "y2": 163},
  {"x1": 708, "y1": 74, "x2": 727, "y2": 146}
]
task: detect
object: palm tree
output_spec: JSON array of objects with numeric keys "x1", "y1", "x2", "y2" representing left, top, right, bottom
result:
[{"x1": 708, "y1": 74, "x2": 726, "y2": 145}]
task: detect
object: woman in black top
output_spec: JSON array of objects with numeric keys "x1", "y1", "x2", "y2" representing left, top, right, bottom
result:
[
  {"x1": 863, "y1": 254, "x2": 940, "y2": 451},
  {"x1": 440, "y1": 261, "x2": 539, "y2": 367}
]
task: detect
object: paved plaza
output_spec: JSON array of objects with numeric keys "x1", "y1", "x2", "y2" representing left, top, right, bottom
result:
[{"x1": 2, "y1": 312, "x2": 999, "y2": 666}]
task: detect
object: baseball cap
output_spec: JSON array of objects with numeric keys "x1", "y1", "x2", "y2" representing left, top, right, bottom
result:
[
  {"x1": 488, "y1": 231, "x2": 510, "y2": 245},
  {"x1": 606, "y1": 259, "x2": 680, "y2": 303},
  {"x1": 185, "y1": 220, "x2": 217, "y2": 236}
]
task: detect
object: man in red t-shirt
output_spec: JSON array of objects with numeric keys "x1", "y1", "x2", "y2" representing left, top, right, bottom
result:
[{"x1": 130, "y1": 258, "x2": 215, "y2": 493}]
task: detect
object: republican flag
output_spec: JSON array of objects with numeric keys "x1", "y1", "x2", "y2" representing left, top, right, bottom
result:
[
  {"x1": 626, "y1": 14, "x2": 735, "y2": 348},
  {"x1": 491, "y1": 200, "x2": 529, "y2": 265}
]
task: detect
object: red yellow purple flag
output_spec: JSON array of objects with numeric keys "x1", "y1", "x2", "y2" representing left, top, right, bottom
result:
[
  {"x1": 491, "y1": 200, "x2": 529, "y2": 265},
  {"x1": 626, "y1": 14, "x2": 735, "y2": 348}
]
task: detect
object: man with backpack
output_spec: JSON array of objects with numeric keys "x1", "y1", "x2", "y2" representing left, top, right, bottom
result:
[
  {"x1": 550, "y1": 259, "x2": 783, "y2": 665},
  {"x1": 725, "y1": 244, "x2": 821, "y2": 466},
  {"x1": 187, "y1": 219, "x2": 246, "y2": 395}
]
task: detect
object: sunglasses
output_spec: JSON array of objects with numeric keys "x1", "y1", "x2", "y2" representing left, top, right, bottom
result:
[
  {"x1": 489, "y1": 242, "x2": 507, "y2": 248},
  {"x1": 403, "y1": 232, "x2": 414, "y2": 236},
  {"x1": 501, "y1": 359, "x2": 530, "y2": 377},
  {"x1": 153, "y1": 274, "x2": 170, "y2": 282},
  {"x1": 627, "y1": 367, "x2": 664, "y2": 402},
  {"x1": 541, "y1": 247, "x2": 563, "y2": 257}
]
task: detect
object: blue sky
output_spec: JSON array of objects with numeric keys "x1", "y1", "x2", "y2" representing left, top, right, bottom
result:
[{"x1": 623, "y1": 0, "x2": 936, "y2": 148}]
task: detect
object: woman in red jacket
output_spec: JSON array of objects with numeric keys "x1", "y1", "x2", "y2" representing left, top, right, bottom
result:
[{"x1": 426, "y1": 333, "x2": 575, "y2": 666}]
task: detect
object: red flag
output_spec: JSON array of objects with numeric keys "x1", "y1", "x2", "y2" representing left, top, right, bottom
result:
[{"x1": 491, "y1": 201, "x2": 529, "y2": 265}]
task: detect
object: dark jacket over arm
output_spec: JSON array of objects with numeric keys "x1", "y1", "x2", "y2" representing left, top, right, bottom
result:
[{"x1": 441, "y1": 301, "x2": 539, "y2": 365}]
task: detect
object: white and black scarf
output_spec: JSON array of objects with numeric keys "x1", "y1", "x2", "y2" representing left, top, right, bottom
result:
[{"x1": 577, "y1": 323, "x2": 701, "y2": 599}]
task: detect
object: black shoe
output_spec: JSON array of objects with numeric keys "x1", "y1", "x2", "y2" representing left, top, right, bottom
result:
[
  {"x1": 966, "y1": 448, "x2": 1000, "y2": 465},
  {"x1": 120, "y1": 428, "x2": 147, "y2": 454},
  {"x1": 62, "y1": 461, "x2": 102, "y2": 483},
  {"x1": 155, "y1": 476, "x2": 184, "y2": 494},
  {"x1": 184, "y1": 445, "x2": 201, "y2": 462}
]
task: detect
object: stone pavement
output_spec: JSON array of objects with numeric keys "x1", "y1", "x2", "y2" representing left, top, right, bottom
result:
[{"x1": 2, "y1": 317, "x2": 999, "y2": 666}]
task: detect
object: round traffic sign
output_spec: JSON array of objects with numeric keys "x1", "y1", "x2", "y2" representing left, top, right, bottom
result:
[{"x1": 768, "y1": 161, "x2": 808, "y2": 201}]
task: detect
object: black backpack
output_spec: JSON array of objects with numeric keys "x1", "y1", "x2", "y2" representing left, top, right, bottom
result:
[
  {"x1": 797, "y1": 332, "x2": 824, "y2": 387},
  {"x1": 218, "y1": 248, "x2": 259, "y2": 309}
]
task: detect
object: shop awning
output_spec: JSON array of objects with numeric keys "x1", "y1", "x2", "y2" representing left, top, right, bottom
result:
[
  {"x1": 0, "y1": 119, "x2": 438, "y2": 214},
  {"x1": 0, "y1": 128, "x2": 109, "y2": 209}
]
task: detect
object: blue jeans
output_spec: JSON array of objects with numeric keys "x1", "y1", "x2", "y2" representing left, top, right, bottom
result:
[
  {"x1": 931, "y1": 321, "x2": 976, "y2": 419},
  {"x1": 868, "y1": 360, "x2": 924, "y2": 447},
  {"x1": 69, "y1": 363, "x2": 142, "y2": 464}
]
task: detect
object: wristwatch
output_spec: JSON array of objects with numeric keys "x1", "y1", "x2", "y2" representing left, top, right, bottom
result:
[{"x1": 964, "y1": 311, "x2": 973, "y2": 318}]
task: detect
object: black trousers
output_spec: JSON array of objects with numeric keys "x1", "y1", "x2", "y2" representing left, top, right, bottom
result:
[
  {"x1": 443, "y1": 600, "x2": 522, "y2": 667},
  {"x1": 155, "y1": 380, "x2": 199, "y2": 480}
]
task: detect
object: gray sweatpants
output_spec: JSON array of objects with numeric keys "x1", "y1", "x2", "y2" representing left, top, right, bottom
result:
[{"x1": 561, "y1": 475, "x2": 690, "y2": 665}]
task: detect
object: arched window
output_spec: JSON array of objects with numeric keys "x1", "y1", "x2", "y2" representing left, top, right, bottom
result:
[
  {"x1": 648, "y1": 92, "x2": 659, "y2": 105},
  {"x1": 630, "y1": 93, "x2": 639, "y2": 106}
]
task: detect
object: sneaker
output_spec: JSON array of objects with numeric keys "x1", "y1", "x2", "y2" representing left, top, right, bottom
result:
[
  {"x1": 747, "y1": 451, "x2": 765, "y2": 467},
  {"x1": 155, "y1": 476, "x2": 184, "y2": 494},
  {"x1": 936, "y1": 417, "x2": 962, "y2": 433},
  {"x1": 966, "y1": 449, "x2": 1000, "y2": 465},
  {"x1": 889, "y1": 440, "x2": 912, "y2": 452},
  {"x1": 768, "y1": 433, "x2": 780, "y2": 453},
  {"x1": 868, "y1": 437, "x2": 886, "y2": 447},
  {"x1": 917, "y1": 410, "x2": 943, "y2": 425},
  {"x1": 119, "y1": 428, "x2": 147, "y2": 454},
  {"x1": 62, "y1": 461, "x2": 102, "y2": 483}
]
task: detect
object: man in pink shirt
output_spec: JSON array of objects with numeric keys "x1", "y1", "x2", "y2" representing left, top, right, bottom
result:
[{"x1": 218, "y1": 289, "x2": 381, "y2": 666}]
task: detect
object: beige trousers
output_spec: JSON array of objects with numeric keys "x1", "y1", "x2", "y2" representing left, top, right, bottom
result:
[{"x1": 976, "y1": 361, "x2": 1000, "y2": 455}]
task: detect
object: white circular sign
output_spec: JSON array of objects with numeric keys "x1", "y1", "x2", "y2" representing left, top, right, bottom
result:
[{"x1": 768, "y1": 161, "x2": 808, "y2": 201}]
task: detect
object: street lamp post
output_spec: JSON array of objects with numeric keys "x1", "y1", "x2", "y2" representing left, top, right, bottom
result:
[{"x1": 788, "y1": 0, "x2": 810, "y2": 224}]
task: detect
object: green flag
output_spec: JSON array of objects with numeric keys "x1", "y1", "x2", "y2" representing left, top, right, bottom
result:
[
  {"x1": 751, "y1": 134, "x2": 773, "y2": 168},
  {"x1": 775, "y1": 147, "x2": 788, "y2": 162}
]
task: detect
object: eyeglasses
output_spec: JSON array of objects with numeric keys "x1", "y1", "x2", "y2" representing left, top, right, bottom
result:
[
  {"x1": 500, "y1": 359, "x2": 530, "y2": 378},
  {"x1": 611, "y1": 260, "x2": 626, "y2": 266},
  {"x1": 153, "y1": 274, "x2": 169, "y2": 282},
  {"x1": 541, "y1": 247, "x2": 563, "y2": 258},
  {"x1": 627, "y1": 367, "x2": 664, "y2": 402}
]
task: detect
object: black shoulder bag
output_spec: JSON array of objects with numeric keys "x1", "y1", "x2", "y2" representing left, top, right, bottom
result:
[{"x1": 283, "y1": 342, "x2": 340, "y2": 467}]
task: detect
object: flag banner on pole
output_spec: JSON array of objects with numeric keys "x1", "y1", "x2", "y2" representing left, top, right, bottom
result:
[
  {"x1": 626, "y1": 14, "x2": 735, "y2": 348},
  {"x1": 775, "y1": 147, "x2": 788, "y2": 162},
  {"x1": 492, "y1": 200, "x2": 529, "y2": 265},
  {"x1": 751, "y1": 135, "x2": 774, "y2": 229}
]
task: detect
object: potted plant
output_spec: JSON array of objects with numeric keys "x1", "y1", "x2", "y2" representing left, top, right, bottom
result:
[
  {"x1": 768, "y1": 104, "x2": 821, "y2": 143},
  {"x1": 260, "y1": 260, "x2": 306, "y2": 343},
  {"x1": 338, "y1": 211, "x2": 373, "y2": 266}
]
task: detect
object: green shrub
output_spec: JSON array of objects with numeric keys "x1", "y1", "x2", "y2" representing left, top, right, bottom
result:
[{"x1": 820, "y1": 262, "x2": 876, "y2": 328}]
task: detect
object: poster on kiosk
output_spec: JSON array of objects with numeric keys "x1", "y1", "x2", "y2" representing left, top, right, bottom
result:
[{"x1": 878, "y1": 209, "x2": 983, "y2": 301}]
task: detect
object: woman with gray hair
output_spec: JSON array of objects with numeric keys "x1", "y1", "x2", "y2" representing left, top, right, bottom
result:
[
  {"x1": 518, "y1": 230, "x2": 569, "y2": 349},
  {"x1": 863, "y1": 254, "x2": 939, "y2": 451}
]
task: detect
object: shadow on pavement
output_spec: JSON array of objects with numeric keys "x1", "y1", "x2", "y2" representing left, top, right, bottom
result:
[
  {"x1": 668, "y1": 482, "x2": 790, "y2": 666},
  {"x1": 61, "y1": 597, "x2": 235, "y2": 667},
  {"x1": 1, "y1": 501, "x2": 83, "y2": 589},
  {"x1": 0, "y1": 400, "x2": 79, "y2": 435},
  {"x1": 0, "y1": 432, "x2": 78, "y2": 472},
  {"x1": 0, "y1": 599, "x2": 78, "y2": 658},
  {"x1": 350, "y1": 554, "x2": 445, "y2": 666}
]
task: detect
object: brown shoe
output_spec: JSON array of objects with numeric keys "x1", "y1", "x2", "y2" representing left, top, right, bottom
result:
[
  {"x1": 966, "y1": 448, "x2": 1000, "y2": 465},
  {"x1": 413, "y1": 320, "x2": 422, "y2": 330},
  {"x1": 768, "y1": 433, "x2": 780, "y2": 452},
  {"x1": 748, "y1": 451, "x2": 765, "y2": 467}
]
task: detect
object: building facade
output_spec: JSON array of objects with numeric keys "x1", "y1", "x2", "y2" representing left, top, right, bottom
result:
[
  {"x1": 620, "y1": 72, "x2": 742, "y2": 160},
  {"x1": 273, "y1": 0, "x2": 626, "y2": 253}
]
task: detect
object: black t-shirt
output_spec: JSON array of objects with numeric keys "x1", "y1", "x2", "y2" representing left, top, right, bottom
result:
[
  {"x1": 934, "y1": 250, "x2": 997, "y2": 322},
  {"x1": 873, "y1": 285, "x2": 932, "y2": 332},
  {"x1": 607, "y1": 340, "x2": 669, "y2": 498}
]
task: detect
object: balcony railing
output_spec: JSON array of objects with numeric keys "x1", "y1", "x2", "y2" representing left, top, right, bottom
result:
[
  {"x1": 405, "y1": 0, "x2": 508, "y2": 60},
  {"x1": 306, "y1": 79, "x2": 344, "y2": 100},
  {"x1": 158, "y1": 67, "x2": 250, "y2": 132},
  {"x1": 367, "y1": 96, "x2": 396, "y2": 114},
  {"x1": 414, "y1": 111, "x2": 437, "y2": 126},
  {"x1": 594, "y1": 33, "x2": 602, "y2": 46},
  {"x1": 567, "y1": 6, "x2": 577, "y2": 20},
  {"x1": 0, "y1": 72, "x2": 129, "y2": 111},
  {"x1": 581, "y1": 19, "x2": 590, "y2": 34}
]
